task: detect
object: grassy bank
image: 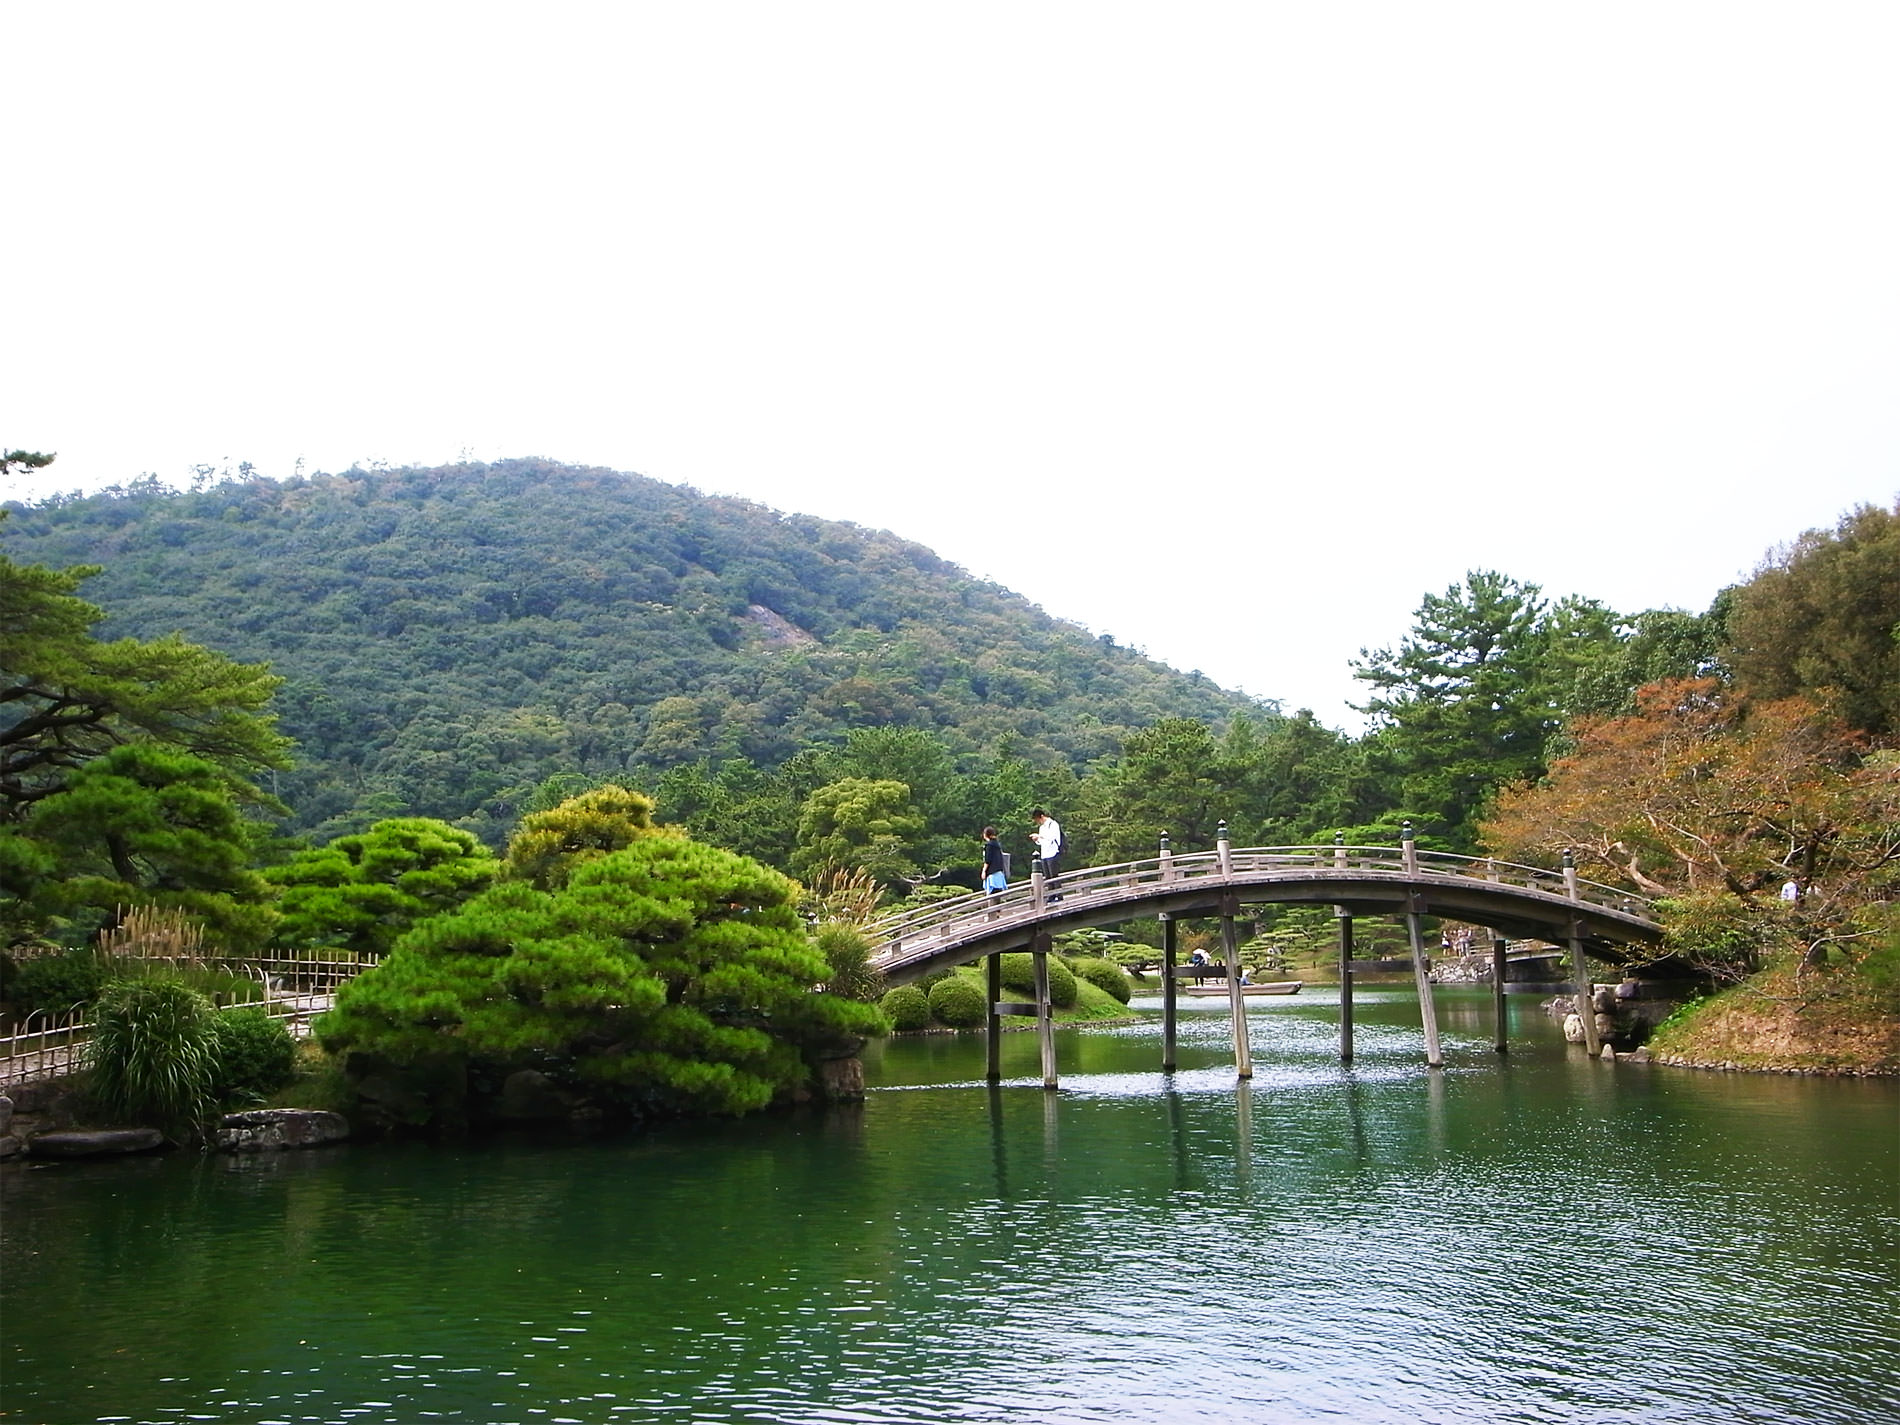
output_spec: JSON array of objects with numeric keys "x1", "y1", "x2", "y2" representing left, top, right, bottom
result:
[{"x1": 1647, "y1": 961, "x2": 1899, "y2": 1076}]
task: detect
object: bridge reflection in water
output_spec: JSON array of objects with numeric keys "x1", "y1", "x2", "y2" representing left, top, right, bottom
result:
[{"x1": 867, "y1": 825, "x2": 1664, "y2": 1086}]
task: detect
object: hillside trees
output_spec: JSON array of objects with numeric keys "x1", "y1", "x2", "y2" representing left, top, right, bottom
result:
[
  {"x1": 1063, "y1": 708, "x2": 1400, "y2": 864},
  {"x1": 1234, "y1": 710, "x2": 1395, "y2": 841},
  {"x1": 1077, "y1": 717, "x2": 1228, "y2": 861},
  {"x1": 656, "y1": 728, "x2": 1076, "y2": 887},
  {"x1": 0, "y1": 461, "x2": 1269, "y2": 842},
  {"x1": 1724, "y1": 498, "x2": 1900, "y2": 736},
  {"x1": 654, "y1": 758, "x2": 804, "y2": 869}
]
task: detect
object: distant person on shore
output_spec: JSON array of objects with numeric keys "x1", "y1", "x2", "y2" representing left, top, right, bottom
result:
[{"x1": 1031, "y1": 809, "x2": 1063, "y2": 900}]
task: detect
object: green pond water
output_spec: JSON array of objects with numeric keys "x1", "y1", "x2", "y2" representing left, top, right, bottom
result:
[{"x1": 3, "y1": 988, "x2": 1896, "y2": 1424}]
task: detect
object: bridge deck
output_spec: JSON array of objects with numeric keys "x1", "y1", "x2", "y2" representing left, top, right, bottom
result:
[{"x1": 868, "y1": 845, "x2": 1661, "y2": 984}]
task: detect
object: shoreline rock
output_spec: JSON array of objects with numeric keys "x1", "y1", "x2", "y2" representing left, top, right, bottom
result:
[
  {"x1": 216, "y1": 1108, "x2": 352, "y2": 1152},
  {"x1": 1644, "y1": 1052, "x2": 1895, "y2": 1078},
  {"x1": 29, "y1": 1128, "x2": 168, "y2": 1158}
]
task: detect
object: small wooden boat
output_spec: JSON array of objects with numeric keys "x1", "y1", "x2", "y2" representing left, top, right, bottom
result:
[{"x1": 1183, "y1": 980, "x2": 1302, "y2": 997}]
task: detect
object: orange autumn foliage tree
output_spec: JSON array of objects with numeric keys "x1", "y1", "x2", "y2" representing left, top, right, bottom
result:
[{"x1": 1483, "y1": 679, "x2": 1900, "y2": 926}]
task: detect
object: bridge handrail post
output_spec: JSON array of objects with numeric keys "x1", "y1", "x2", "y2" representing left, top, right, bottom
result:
[
  {"x1": 1401, "y1": 820, "x2": 1419, "y2": 877},
  {"x1": 1562, "y1": 848, "x2": 1581, "y2": 901},
  {"x1": 1216, "y1": 821, "x2": 1232, "y2": 878},
  {"x1": 1031, "y1": 866, "x2": 1046, "y2": 913},
  {"x1": 1158, "y1": 832, "x2": 1174, "y2": 883}
]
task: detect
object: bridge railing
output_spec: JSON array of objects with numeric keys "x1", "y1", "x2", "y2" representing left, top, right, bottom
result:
[
  {"x1": 0, "y1": 953, "x2": 377, "y2": 1087},
  {"x1": 867, "y1": 845, "x2": 1651, "y2": 964}
]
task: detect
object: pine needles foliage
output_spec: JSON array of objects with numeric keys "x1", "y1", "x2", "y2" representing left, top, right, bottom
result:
[{"x1": 320, "y1": 817, "x2": 887, "y2": 1121}]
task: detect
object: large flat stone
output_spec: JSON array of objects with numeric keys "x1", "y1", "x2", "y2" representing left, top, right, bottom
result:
[
  {"x1": 29, "y1": 1128, "x2": 168, "y2": 1157},
  {"x1": 216, "y1": 1109, "x2": 351, "y2": 1152}
]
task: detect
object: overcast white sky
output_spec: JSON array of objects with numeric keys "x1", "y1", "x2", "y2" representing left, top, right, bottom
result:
[{"x1": 6, "y1": 3, "x2": 1896, "y2": 729}]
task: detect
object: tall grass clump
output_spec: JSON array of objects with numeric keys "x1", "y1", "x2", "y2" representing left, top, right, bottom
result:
[
  {"x1": 801, "y1": 865, "x2": 884, "y2": 925},
  {"x1": 100, "y1": 904, "x2": 206, "y2": 964},
  {"x1": 813, "y1": 923, "x2": 886, "y2": 1003},
  {"x1": 87, "y1": 979, "x2": 223, "y2": 1138}
]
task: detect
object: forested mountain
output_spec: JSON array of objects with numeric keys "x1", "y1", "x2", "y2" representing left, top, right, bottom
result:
[{"x1": 2, "y1": 460, "x2": 1273, "y2": 843}]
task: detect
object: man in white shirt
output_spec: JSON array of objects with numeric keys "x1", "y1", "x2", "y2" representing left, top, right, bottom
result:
[{"x1": 1031, "y1": 809, "x2": 1063, "y2": 900}]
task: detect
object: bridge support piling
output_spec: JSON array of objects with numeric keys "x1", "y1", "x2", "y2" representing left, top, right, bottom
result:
[
  {"x1": 1336, "y1": 907, "x2": 1355, "y2": 1063},
  {"x1": 1406, "y1": 908, "x2": 1444, "y2": 1068},
  {"x1": 1568, "y1": 929, "x2": 1602, "y2": 1058},
  {"x1": 1220, "y1": 896, "x2": 1253, "y2": 1079},
  {"x1": 1402, "y1": 824, "x2": 1443, "y2": 1068},
  {"x1": 1033, "y1": 932, "x2": 1058, "y2": 1090},
  {"x1": 1161, "y1": 913, "x2": 1178, "y2": 1072},
  {"x1": 986, "y1": 953, "x2": 1003, "y2": 1082},
  {"x1": 1491, "y1": 935, "x2": 1509, "y2": 1053},
  {"x1": 1563, "y1": 854, "x2": 1603, "y2": 1057}
]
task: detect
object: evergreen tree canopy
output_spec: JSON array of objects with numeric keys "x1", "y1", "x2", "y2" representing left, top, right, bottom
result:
[
  {"x1": 0, "y1": 538, "x2": 288, "y2": 819},
  {"x1": 1078, "y1": 716, "x2": 1228, "y2": 861},
  {"x1": 1725, "y1": 498, "x2": 1900, "y2": 736},
  {"x1": 269, "y1": 817, "x2": 499, "y2": 955},
  {"x1": 26, "y1": 742, "x2": 277, "y2": 950},
  {"x1": 318, "y1": 833, "x2": 885, "y2": 1118},
  {"x1": 791, "y1": 777, "x2": 925, "y2": 884},
  {"x1": 500, "y1": 784, "x2": 670, "y2": 891},
  {"x1": 1352, "y1": 571, "x2": 1623, "y2": 848}
]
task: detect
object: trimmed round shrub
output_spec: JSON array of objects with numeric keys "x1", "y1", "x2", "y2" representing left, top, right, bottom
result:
[
  {"x1": 996, "y1": 953, "x2": 1035, "y2": 992},
  {"x1": 927, "y1": 976, "x2": 986, "y2": 1028},
  {"x1": 7, "y1": 950, "x2": 117, "y2": 1016},
  {"x1": 995, "y1": 952, "x2": 1077, "y2": 1008},
  {"x1": 1071, "y1": 957, "x2": 1133, "y2": 1004},
  {"x1": 1046, "y1": 958, "x2": 1077, "y2": 1008},
  {"x1": 87, "y1": 978, "x2": 222, "y2": 1136},
  {"x1": 211, "y1": 1009, "x2": 298, "y2": 1105},
  {"x1": 880, "y1": 984, "x2": 932, "y2": 1032}
]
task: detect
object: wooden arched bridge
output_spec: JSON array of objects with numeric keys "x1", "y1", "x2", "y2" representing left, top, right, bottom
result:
[{"x1": 865, "y1": 834, "x2": 1665, "y2": 1085}]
